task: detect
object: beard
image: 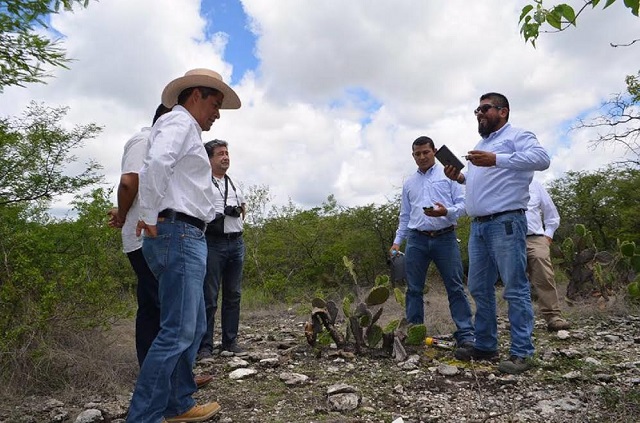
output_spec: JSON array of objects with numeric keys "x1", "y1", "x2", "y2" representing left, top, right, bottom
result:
[{"x1": 477, "y1": 116, "x2": 500, "y2": 137}]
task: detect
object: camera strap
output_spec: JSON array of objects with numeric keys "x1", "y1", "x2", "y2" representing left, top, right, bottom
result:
[{"x1": 212, "y1": 175, "x2": 239, "y2": 206}]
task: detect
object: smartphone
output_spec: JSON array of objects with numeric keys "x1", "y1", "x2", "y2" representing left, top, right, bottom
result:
[{"x1": 423, "y1": 206, "x2": 434, "y2": 212}]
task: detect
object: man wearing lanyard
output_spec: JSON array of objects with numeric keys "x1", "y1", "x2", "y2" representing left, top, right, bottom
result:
[
  {"x1": 526, "y1": 179, "x2": 570, "y2": 331},
  {"x1": 127, "y1": 69, "x2": 241, "y2": 423},
  {"x1": 445, "y1": 92, "x2": 550, "y2": 375},
  {"x1": 198, "y1": 139, "x2": 246, "y2": 358},
  {"x1": 390, "y1": 136, "x2": 475, "y2": 348}
]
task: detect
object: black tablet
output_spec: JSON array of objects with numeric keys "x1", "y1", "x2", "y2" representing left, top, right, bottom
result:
[{"x1": 435, "y1": 144, "x2": 465, "y2": 170}]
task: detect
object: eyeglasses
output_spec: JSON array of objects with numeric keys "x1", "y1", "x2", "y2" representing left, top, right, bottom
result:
[{"x1": 474, "y1": 104, "x2": 503, "y2": 115}]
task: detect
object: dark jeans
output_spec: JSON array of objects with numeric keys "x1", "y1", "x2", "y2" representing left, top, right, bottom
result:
[
  {"x1": 200, "y1": 234, "x2": 245, "y2": 352},
  {"x1": 404, "y1": 230, "x2": 474, "y2": 345},
  {"x1": 127, "y1": 248, "x2": 160, "y2": 368}
]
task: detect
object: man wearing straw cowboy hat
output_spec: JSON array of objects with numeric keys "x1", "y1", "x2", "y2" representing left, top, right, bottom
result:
[{"x1": 126, "y1": 69, "x2": 240, "y2": 423}]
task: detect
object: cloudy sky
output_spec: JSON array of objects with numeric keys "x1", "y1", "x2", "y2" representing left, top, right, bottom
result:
[{"x1": 1, "y1": 0, "x2": 638, "y2": 214}]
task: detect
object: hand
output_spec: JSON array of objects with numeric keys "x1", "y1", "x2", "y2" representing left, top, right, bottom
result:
[
  {"x1": 545, "y1": 235, "x2": 553, "y2": 245},
  {"x1": 107, "y1": 208, "x2": 123, "y2": 228},
  {"x1": 466, "y1": 150, "x2": 496, "y2": 167},
  {"x1": 424, "y1": 202, "x2": 448, "y2": 217},
  {"x1": 443, "y1": 165, "x2": 460, "y2": 182},
  {"x1": 136, "y1": 220, "x2": 157, "y2": 238},
  {"x1": 389, "y1": 244, "x2": 400, "y2": 257}
]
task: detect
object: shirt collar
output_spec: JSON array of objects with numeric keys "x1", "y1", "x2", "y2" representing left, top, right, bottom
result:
[
  {"x1": 173, "y1": 104, "x2": 202, "y2": 135},
  {"x1": 483, "y1": 122, "x2": 511, "y2": 140},
  {"x1": 417, "y1": 163, "x2": 438, "y2": 175}
]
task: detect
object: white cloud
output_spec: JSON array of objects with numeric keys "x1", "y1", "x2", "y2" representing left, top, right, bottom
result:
[{"x1": 0, "y1": 0, "x2": 637, "y2": 215}]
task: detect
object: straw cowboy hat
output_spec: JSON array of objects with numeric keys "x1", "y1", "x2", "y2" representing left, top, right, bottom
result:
[{"x1": 161, "y1": 68, "x2": 241, "y2": 109}]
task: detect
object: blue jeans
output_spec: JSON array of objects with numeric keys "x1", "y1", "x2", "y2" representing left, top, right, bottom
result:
[
  {"x1": 405, "y1": 230, "x2": 474, "y2": 345},
  {"x1": 200, "y1": 234, "x2": 245, "y2": 352},
  {"x1": 127, "y1": 248, "x2": 160, "y2": 368},
  {"x1": 468, "y1": 212, "x2": 535, "y2": 358},
  {"x1": 126, "y1": 219, "x2": 207, "y2": 423}
]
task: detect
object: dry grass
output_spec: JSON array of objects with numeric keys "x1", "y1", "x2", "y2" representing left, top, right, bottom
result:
[{"x1": 0, "y1": 320, "x2": 138, "y2": 405}]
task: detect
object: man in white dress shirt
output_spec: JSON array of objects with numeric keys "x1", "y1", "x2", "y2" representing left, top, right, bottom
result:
[
  {"x1": 126, "y1": 69, "x2": 241, "y2": 423},
  {"x1": 526, "y1": 180, "x2": 570, "y2": 332}
]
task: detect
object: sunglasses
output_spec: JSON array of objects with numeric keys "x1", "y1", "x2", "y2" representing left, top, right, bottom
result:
[{"x1": 474, "y1": 104, "x2": 504, "y2": 115}]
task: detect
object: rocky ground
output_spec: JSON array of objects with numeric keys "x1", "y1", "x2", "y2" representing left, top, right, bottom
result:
[{"x1": 2, "y1": 291, "x2": 640, "y2": 423}]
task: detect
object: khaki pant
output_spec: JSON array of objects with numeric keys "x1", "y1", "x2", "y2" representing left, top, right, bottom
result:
[{"x1": 526, "y1": 235, "x2": 562, "y2": 322}]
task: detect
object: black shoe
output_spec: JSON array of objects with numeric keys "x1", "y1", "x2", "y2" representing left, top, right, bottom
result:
[
  {"x1": 454, "y1": 346, "x2": 499, "y2": 362},
  {"x1": 498, "y1": 355, "x2": 533, "y2": 374},
  {"x1": 222, "y1": 343, "x2": 244, "y2": 354},
  {"x1": 197, "y1": 349, "x2": 213, "y2": 361},
  {"x1": 457, "y1": 340, "x2": 475, "y2": 349}
]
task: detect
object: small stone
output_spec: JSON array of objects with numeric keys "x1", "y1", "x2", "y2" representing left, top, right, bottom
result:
[
  {"x1": 436, "y1": 364, "x2": 459, "y2": 376},
  {"x1": 229, "y1": 368, "x2": 257, "y2": 380},
  {"x1": 279, "y1": 372, "x2": 309, "y2": 385},
  {"x1": 604, "y1": 334, "x2": 621, "y2": 343},
  {"x1": 562, "y1": 370, "x2": 581, "y2": 380},
  {"x1": 327, "y1": 393, "x2": 359, "y2": 411},
  {"x1": 228, "y1": 357, "x2": 249, "y2": 369},
  {"x1": 584, "y1": 357, "x2": 601, "y2": 366},
  {"x1": 557, "y1": 330, "x2": 570, "y2": 340},
  {"x1": 327, "y1": 383, "x2": 357, "y2": 395},
  {"x1": 259, "y1": 357, "x2": 280, "y2": 368},
  {"x1": 74, "y1": 409, "x2": 103, "y2": 423}
]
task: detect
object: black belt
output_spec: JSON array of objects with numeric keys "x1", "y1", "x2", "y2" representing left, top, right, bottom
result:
[
  {"x1": 473, "y1": 209, "x2": 525, "y2": 223},
  {"x1": 526, "y1": 234, "x2": 544, "y2": 238},
  {"x1": 158, "y1": 209, "x2": 206, "y2": 231},
  {"x1": 209, "y1": 232, "x2": 243, "y2": 240},
  {"x1": 415, "y1": 225, "x2": 455, "y2": 237}
]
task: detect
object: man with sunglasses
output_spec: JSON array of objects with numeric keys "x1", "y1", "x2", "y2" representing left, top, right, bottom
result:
[{"x1": 444, "y1": 92, "x2": 550, "y2": 375}]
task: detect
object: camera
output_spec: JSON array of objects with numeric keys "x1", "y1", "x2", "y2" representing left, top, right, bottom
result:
[{"x1": 224, "y1": 205, "x2": 243, "y2": 218}]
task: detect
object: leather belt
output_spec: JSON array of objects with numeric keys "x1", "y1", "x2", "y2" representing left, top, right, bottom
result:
[
  {"x1": 416, "y1": 225, "x2": 455, "y2": 237},
  {"x1": 158, "y1": 209, "x2": 206, "y2": 232},
  {"x1": 209, "y1": 232, "x2": 243, "y2": 240},
  {"x1": 526, "y1": 234, "x2": 544, "y2": 238},
  {"x1": 473, "y1": 209, "x2": 525, "y2": 223}
]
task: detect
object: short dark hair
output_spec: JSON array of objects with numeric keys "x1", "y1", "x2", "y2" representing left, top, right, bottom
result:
[
  {"x1": 412, "y1": 136, "x2": 435, "y2": 151},
  {"x1": 480, "y1": 92, "x2": 510, "y2": 121},
  {"x1": 203, "y1": 139, "x2": 228, "y2": 158},
  {"x1": 152, "y1": 104, "x2": 171, "y2": 125},
  {"x1": 177, "y1": 86, "x2": 223, "y2": 105}
]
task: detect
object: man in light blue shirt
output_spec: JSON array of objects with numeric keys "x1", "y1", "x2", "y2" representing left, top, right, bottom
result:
[
  {"x1": 390, "y1": 136, "x2": 474, "y2": 348},
  {"x1": 445, "y1": 92, "x2": 550, "y2": 375}
]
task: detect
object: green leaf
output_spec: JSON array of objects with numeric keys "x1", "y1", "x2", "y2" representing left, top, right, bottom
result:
[
  {"x1": 620, "y1": 241, "x2": 636, "y2": 257},
  {"x1": 575, "y1": 224, "x2": 587, "y2": 237},
  {"x1": 546, "y1": 12, "x2": 562, "y2": 29},
  {"x1": 603, "y1": 0, "x2": 617, "y2": 9},
  {"x1": 519, "y1": 5, "x2": 534, "y2": 23},
  {"x1": 592, "y1": 0, "x2": 602, "y2": 7},
  {"x1": 365, "y1": 286, "x2": 390, "y2": 306},
  {"x1": 559, "y1": 4, "x2": 576, "y2": 24},
  {"x1": 393, "y1": 287, "x2": 406, "y2": 308},
  {"x1": 383, "y1": 319, "x2": 400, "y2": 334},
  {"x1": 631, "y1": 254, "x2": 640, "y2": 273},
  {"x1": 366, "y1": 324, "x2": 383, "y2": 348},
  {"x1": 405, "y1": 324, "x2": 427, "y2": 346},
  {"x1": 623, "y1": 0, "x2": 639, "y2": 15},
  {"x1": 342, "y1": 296, "x2": 352, "y2": 318}
]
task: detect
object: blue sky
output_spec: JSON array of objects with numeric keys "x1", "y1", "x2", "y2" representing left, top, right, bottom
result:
[
  {"x1": 202, "y1": 0, "x2": 258, "y2": 84},
  {"x1": 0, "y1": 0, "x2": 637, "y2": 214}
]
